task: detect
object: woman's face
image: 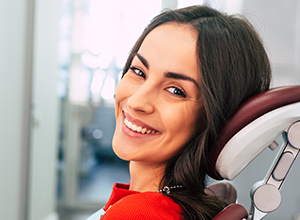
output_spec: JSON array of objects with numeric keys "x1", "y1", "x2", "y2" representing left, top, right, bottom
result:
[{"x1": 112, "y1": 22, "x2": 202, "y2": 166}]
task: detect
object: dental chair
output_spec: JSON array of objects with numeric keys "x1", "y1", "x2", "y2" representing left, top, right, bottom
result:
[{"x1": 207, "y1": 85, "x2": 300, "y2": 220}]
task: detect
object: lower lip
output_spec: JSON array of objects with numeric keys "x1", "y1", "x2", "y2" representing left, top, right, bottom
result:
[{"x1": 121, "y1": 115, "x2": 159, "y2": 138}]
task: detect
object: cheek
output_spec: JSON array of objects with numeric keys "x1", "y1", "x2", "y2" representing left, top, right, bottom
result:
[{"x1": 164, "y1": 106, "x2": 200, "y2": 140}]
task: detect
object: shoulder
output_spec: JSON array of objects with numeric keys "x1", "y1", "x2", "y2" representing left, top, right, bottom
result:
[{"x1": 101, "y1": 192, "x2": 182, "y2": 220}]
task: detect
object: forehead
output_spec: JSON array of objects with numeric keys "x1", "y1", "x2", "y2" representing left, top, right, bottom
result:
[{"x1": 137, "y1": 22, "x2": 199, "y2": 79}]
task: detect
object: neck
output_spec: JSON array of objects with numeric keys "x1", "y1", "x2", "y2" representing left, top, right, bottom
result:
[{"x1": 129, "y1": 161, "x2": 165, "y2": 192}]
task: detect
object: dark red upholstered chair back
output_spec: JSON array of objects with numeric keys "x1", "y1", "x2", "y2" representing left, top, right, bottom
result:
[{"x1": 209, "y1": 85, "x2": 300, "y2": 220}]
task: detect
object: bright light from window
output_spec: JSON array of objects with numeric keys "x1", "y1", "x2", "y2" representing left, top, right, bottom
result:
[
  {"x1": 91, "y1": 69, "x2": 106, "y2": 95},
  {"x1": 81, "y1": 52, "x2": 99, "y2": 69},
  {"x1": 178, "y1": 0, "x2": 243, "y2": 14},
  {"x1": 69, "y1": 65, "x2": 90, "y2": 103},
  {"x1": 205, "y1": 0, "x2": 244, "y2": 14},
  {"x1": 115, "y1": 0, "x2": 161, "y2": 69},
  {"x1": 101, "y1": 76, "x2": 116, "y2": 100},
  {"x1": 87, "y1": 0, "x2": 121, "y2": 55},
  {"x1": 178, "y1": 0, "x2": 204, "y2": 8},
  {"x1": 68, "y1": 0, "x2": 161, "y2": 104}
]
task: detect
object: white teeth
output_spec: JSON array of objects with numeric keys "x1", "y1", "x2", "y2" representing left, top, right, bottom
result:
[
  {"x1": 124, "y1": 118, "x2": 156, "y2": 134},
  {"x1": 141, "y1": 128, "x2": 147, "y2": 134},
  {"x1": 131, "y1": 124, "x2": 137, "y2": 131}
]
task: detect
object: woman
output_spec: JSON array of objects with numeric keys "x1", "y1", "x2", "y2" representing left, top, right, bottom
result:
[{"x1": 87, "y1": 5, "x2": 271, "y2": 220}]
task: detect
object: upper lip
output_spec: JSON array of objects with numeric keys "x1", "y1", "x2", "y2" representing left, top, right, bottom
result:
[{"x1": 123, "y1": 111, "x2": 159, "y2": 133}]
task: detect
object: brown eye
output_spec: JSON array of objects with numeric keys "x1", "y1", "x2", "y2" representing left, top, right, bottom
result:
[
  {"x1": 130, "y1": 67, "x2": 146, "y2": 79},
  {"x1": 166, "y1": 87, "x2": 186, "y2": 98}
]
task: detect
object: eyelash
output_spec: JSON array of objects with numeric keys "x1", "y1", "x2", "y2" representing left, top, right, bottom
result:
[
  {"x1": 166, "y1": 87, "x2": 187, "y2": 98},
  {"x1": 129, "y1": 66, "x2": 187, "y2": 98},
  {"x1": 130, "y1": 67, "x2": 146, "y2": 79}
]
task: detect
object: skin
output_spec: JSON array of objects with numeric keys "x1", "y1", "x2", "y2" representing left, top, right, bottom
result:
[{"x1": 112, "y1": 22, "x2": 203, "y2": 192}]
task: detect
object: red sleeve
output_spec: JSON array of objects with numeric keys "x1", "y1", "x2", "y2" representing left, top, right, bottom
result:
[{"x1": 101, "y1": 192, "x2": 182, "y2": 220}]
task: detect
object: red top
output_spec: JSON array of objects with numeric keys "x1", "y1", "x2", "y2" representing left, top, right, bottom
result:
[{"x1": 101, "y1": 183, "x2": 183, "y2": 219}]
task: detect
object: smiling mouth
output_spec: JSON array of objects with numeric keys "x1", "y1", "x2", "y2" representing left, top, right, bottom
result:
[{"x1": 124, "y1": 118, "x2": 158, "y2": 134}]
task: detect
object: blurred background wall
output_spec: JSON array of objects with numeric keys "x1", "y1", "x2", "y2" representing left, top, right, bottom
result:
[
  {"x1": 0, "y1": 0, "x2": 60, "y2": 219},
  {"x1": 0, "y1": 0, "x2": 299, "y2": 220}
]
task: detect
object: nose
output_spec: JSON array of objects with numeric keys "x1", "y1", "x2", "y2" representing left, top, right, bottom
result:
[{"x1": 127, "y1": 83, "x2": 155, "y2": 114}]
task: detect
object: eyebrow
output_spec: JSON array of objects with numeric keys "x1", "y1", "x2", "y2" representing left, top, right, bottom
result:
[
  {"x1": 165, "y1": 72, "x2": 200, "y2": 90},
  {"x1": 134, "y1": 52, "x2": 199, "y2": 90},
  {"x1": 135, "y1": 53, "x2": 149, "y2": 69}
]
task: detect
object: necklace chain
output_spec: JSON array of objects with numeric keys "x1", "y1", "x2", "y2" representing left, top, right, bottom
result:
[{"x1": 157, "y1": 185, "x2": 183, "y2": 194}]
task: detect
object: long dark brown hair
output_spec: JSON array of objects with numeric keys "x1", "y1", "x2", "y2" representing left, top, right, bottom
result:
[{"x1": 122, "y1": 5, "x2": 271, "y2": 220}]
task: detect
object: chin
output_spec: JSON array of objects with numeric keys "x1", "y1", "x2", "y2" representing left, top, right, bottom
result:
[{"x1": 112, "y1": 134, "x2": 130, "y2": 162}]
